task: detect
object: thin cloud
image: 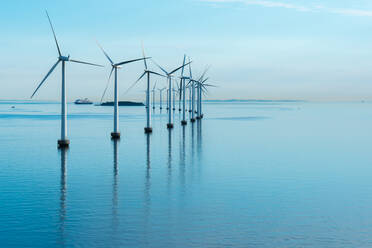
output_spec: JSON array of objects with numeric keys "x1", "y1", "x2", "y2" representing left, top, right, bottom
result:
[{"x1": 201, "y1": 0, "x2": 372, "y2": 17}]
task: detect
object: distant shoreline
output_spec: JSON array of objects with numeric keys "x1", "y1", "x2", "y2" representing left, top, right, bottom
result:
[{"x1": 1, "y1": 99, "x2": 372, "y2": 103}]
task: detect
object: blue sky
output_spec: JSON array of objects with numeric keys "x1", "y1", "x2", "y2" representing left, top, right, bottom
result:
[{"x1": 1, "y1": 0, "x2": 372, "y2": 101}]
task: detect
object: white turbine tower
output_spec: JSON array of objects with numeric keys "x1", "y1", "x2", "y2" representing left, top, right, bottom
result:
[
  {"x1": 172, "y1": 87, "x2": 176, "y2": 111},
  {"x1": 188, "y1": 85, "x2": 192, "y2": 113},
  {"x1": 188, "y1": 60, "x2": 196, "y2": 123},
  {"x1": 97, "y1": 42, "x2": 149, "y2": 139},
  {"x1": 178, "y1": 55, "x2": 188, "y2": 125},
  {"x1": 122, "y1": 45, "x2": 165, "y2": 133},
  {"x1": 152, "y1": 59, "x2": 191, "y2": 129},
  {"x1": 166, "y1": 88, "x2": 169, "y2": 110},
  {"x1": 152, "y1": 82, "x2": 157, "y2": 110},
  {"x1": 158, "y1": 87, "x2": 166, "y2": 110},
  {"x1": 31, "y1": 11, "x2": 103, "y2": 148}
]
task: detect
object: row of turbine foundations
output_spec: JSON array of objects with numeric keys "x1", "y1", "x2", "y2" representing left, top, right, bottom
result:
[{"x1": 30, "y1": 11, "x2": 213, "y2": 148}]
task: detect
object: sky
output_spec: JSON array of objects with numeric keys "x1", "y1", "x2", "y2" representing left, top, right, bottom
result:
[{"x1": 1, "y1": 0, "x2": 372, "y2": 101}]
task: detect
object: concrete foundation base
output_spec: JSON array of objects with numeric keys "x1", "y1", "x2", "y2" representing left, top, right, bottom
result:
[
  {"x1": 167, "y1": 123, "x2": 174, "y2": 129},
  {"x1": 111, "y1": 132, "x2": 121, "y2": 139},
  {"x1": 181, "y1": 120, "x2": 187, "y2": 125},
  {"x1": 144, "y1": 127, "x2": 153, "y2": 133},
  {"x1": 58, "y1": 139, "x2": 70, "y2": 148},
  {"x1": 190, "y1": 118, "x2": 196, "y2": 123}
]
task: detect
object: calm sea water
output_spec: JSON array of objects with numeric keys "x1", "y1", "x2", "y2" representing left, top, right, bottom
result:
[{"x1": 1, "y1": 100, "x2": 372, "y2": 247}]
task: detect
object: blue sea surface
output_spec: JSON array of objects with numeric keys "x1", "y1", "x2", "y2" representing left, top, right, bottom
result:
[{"x1": 1, "y1": 101, "x2": 372, "y2": 247}]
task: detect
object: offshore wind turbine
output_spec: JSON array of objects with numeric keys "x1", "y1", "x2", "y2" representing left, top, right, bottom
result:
[
  {"x1": 31, "y1": 11, "x2": 103, "y2": 148},
  {"x1": 158, "y1": 87, "x2": 166, "y2": 109},
  {"x1": 188, "y1": 84, "x2": 192, "y2": 113},
  {"x1": 198, "y1": 77, "x2": 216, "y2": 119},
  {"x1": 188, "y1": 60, "x2": 196, "y2": 123},
  {"x1": 152, "y1": 59, "x2": 191, "y2": 129},
  {"x1": 152, "y1": 82, "x2": 157, "y2": 110},
  {"x1": 176, "y1": 55, "x2": 187, "y2": 113},
  {"x1": 174, "y1": 78, "x2": 181, "y2": 112},
  {"x1": 195, "y1": 68, "x2": 209, "y2": 119},
  {"x1": 123, "y1": 45, "x2": 165, "y2": 133},
  {"x1": 97, "y1": 42, "x2": 149, "y2": 139},
  {"x1": 166, "y1": 89, "x2": 169, "y2": 110},
  {"x1": 178, "y1": 55, "x2": 188, "y2": 125},
  {"x1": 178, "y1": 80, "x2": 182, "y2": 112},
  {"x1": 172, "y1": 87, "x2": 177, "y2": 111}
]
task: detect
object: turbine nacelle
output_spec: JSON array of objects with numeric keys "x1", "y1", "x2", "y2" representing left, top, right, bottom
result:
[{"x1": 59, "y1": 55, "x2": 70, "y2": 61}]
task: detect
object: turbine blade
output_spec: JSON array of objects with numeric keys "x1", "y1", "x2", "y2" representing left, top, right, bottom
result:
[
  {"x1": 141, "y1": 42, "x2": 148, "y2": 70},
  {"x1": 122, "y1": 71, "x2": 146, "y2": 96},
  {"x1": 150, "y1": 59, "x2": 169, "y2": 75},
  {"x1": 96, "y1": 41, "x2": 114, "y2": 65},
  {"x1": 45, "y1": 11, "x2": 61, "y2": 56},
  {"x1": 69, "y1": 59, "x2": 104, "y2": 67},
  {"x1": 115, "y1": 57, "x2": 151, "y2": 66},
  {"x1": 31, "y1": 60, "x2": 60, "y2": 98},
  {"x1": 100, "y1": 67, "x2": 114, "y2": 103},
  {"x1": 202, "y1": 77, "x2": 209, "y2": 84},
  {"x1": 188, "y1": 57, "x2": 192, "y2": 78},
  {"x1": 204, "y1": 83, "x2": 217, "y2": 87},
  {"x1": 199, "y1": 66, "x2": 210, "y2": 82},
  {"x1": 169, "y1": 61, "x2": 192, "y2": 75},
  {"x1": 181, "y1": 54, "x2": 186, "y2": 77},
  {"x1": 153, "y1": 82, "x2": 157, "y2": 90},
  {"x1": 148, "y1": 70, "x2": 166, "y2": 78}
]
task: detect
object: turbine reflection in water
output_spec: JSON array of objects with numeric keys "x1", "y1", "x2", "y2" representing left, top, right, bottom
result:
[
  {"x1": 197, "y1": 120, "x2": 203, "y2": 162},
  {"x1": 191, "y1": 121, "x2": 195, "y2": 161},
  {"x1": 143, "y1": 134, "x2": 152, "y2": 245},
  {"x1": 167, "y1": 129, "x2": 172, "y2": 190},
  {"x1": 179, "y1": 126, "x2": 186, "y2": 194},
  {"x1": 58, "y1": 147, "x2": 67, "y2": 247},
  {"x1": 112, "y1": 139, "x2": 119, "y2": 233}
]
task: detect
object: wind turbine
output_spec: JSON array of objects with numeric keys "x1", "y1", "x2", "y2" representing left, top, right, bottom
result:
[
  {"x1": 188, "y1": 60, "x2": 196, "y2": 123},
  {"x1": 178, "y1": 55, "x2": 188, "y2": 125},
  {"x1": 158, "y1": 87, "x2": 166, "y2": 110},
  {"x1": 187, "y1": 63, "x2": 209, "y2": 122},
  {"x1": 97, "y1": 42, "x2": 149, "y2": 139},
  {"x1": 178, "y1": 80, "x2": 182, "y2": 112},
  {"x1": 188, "y1": 84, "x2": 192, "y2": 113},
  {"x1": 175, "y1": 56, "x2": 186, "y2": 112},
  {"x1": 195, "y1": 67, "x2": 209, "y2": 119},
  {"x1": 166, "y1": 88, "x2": 169, "y2": 110},
  {"x1": 152, "y1": 82, "x2": 157, "y2": 110},
  {"x1": 172, "y1": 87, "x2": 177, "y2": 111},
  {"x1": 31, "y1": 11, "x2": 103, "y2": 148},
  {"x1": 198, "y1": 77, "x2": 217, "y2": 119},
  {"x1": 123, "y1": 45, "x2": 165, "y2": 133},
  {"x1": 152, "y1": 59, "x2": 191, "y2": 129}
]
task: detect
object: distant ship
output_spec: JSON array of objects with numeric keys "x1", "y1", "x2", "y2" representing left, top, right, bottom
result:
[
  {"x1": 100, "y1": 101, "x2": 144, "y2": 106},
  {"x1": 74, "y1": 98, "x2": 93, "y2": 105}
]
